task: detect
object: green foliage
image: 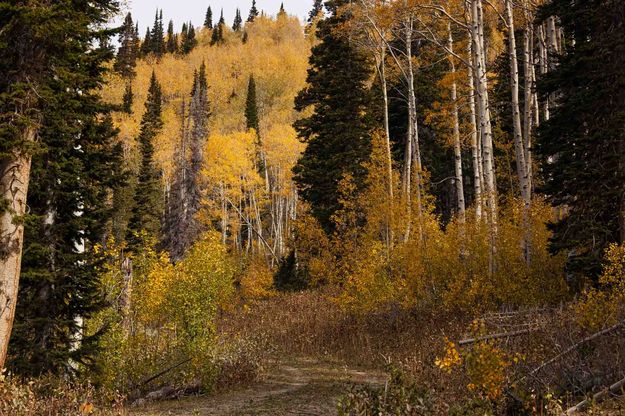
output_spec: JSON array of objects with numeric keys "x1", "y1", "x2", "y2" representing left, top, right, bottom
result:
[
  {"x1": 535, "y1": 0, "x2": 625, "y2": 282},
  {"x1": 122, "y1": 83, "x2": 133, "y2": 114},
  {"x1": 204, "y1": 6, "x2": 213, "y2": 29},
  {"x1": 126, "y1": 71, "x2": 164, "y2": 251},
  {"x1": 6, "y1": 0, "x2": 125, "y2": 377},
  {"x1": 293, "y1": 0, "x2": 376, "y2": 233},
  {"x1": 114, "y1": 13, "x2": 139, "y2": 79},
  {"x1": 247, "y1": 0, "x2": 259, "y2": 23},
  {"x1": 92, "y1": 233, "x2": 235, "y2": 392},
  {"x1": 245, "y1": 74, "x2": 260, "y2": 134},
  {"x1": 232, "y1": 8, "x2": 243, "y2": 32}
]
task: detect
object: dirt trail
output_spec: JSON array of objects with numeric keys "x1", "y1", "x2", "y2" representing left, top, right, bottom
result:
[{"x1": 131, "y1": 358, "x2": 385, "y2": 416}]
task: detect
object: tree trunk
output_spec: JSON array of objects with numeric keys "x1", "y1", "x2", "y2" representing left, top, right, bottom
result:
[
  {"x1": 448, "y1": 24, "x2": 465, "y2": 225},
  {"x1": 467, "y1": 41, "x2": 483, "y2": 222},
  {"x1": 0, "y1": 128, "x2": 35, "y2": 369}
]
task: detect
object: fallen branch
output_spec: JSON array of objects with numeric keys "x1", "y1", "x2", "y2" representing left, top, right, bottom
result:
[
  {"x1": 458, "y1": 327, "x2": 537, "y2": 346},
  {"x1": 139, "y1": 357, "x2": 192, "y2": 388},
  {"x1": 524, "y1": 320, "x2": 625, "y2": 380},
  {"x1": 566, "y1": 376, "x2": 625, "y2": 415}
]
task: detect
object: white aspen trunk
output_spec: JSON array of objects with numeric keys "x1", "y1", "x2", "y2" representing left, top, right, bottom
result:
[
  {"x1": 468, "y1": 53, "x2": 483, "y2": 222},
  {"x1": 378, "y1": 45, "x2": 395, "y2": 248},
  {"x1": 470, "y1": 0, "x2": 498, "y2": 273},
  {"x1": 403, "y1": 11, "x2": 424, "y2": 242},
  {"x1": 448, "y1": 24, "x2": 466, "y2": 224},
  {"x1": 0, "y1": 129, "x2": 35, "y2": 370},
  {"x1": 537, "y1": 24, "x2": 550, "y2": 121}
]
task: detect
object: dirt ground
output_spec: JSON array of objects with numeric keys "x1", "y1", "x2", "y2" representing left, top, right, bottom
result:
[{"x1": 130, "y1": 358, "x2": 386, "y2": 415}]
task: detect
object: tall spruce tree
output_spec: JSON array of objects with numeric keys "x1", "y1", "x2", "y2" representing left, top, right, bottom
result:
[
  {"x1": 293, "y1": 0, "x2": 375, "y2": 233},
  {"x1": 247, "y1": 0, "x2": 259, "y2": 22},
  {"x1": 278, "y1": 3, "x2": 286, "y2": 17},
  {"x1": 140, "y1": 26, "x2": 152, "y2": 56},
  {"x1": 210, "y1": 11, "x2": 225, "y2": 46},
  {"x1": 308, "y1": 0, "x2": 324, "y2": 23},
  {"x1": 233, "y1": 8, "x2": 243, "y2": 32},
  {"x1": 126, "y1": 71, "x2": 164, "y2": 250},
  {"x1": 181, "y1": 23, "x2": 197, "y2": 54},
  {"x1": 245, "y1": 74, "x2": 260, "y2": 134},
  {"x1": 122, "y1": 83, "x2": 133, "y2": 114},
  {"x1": 150, "y1": 9, "x2": 165, "y2": 58},
  {"x1": 166, "y1": 20, "x2": 177, "y2": 54},
  {"x1": 2, "y1": 0, "x2": 124, "y2": 375},
  {"x1": 536, "y1": 0, "x2": 625, "y2": 283},
  {"x1": 163, "y1": 64, "x2": 211, "y2": 260},
  {"x1": 204, "y1": 6, "x2": 213, "y2": 29},
  {"x1": 114, "y1": 13, "x2": 138, "y2": 78}
]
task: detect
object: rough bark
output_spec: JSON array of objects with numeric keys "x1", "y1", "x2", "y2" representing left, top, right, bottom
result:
[{"x1": 0, "y1": 128, "x2": 35, "y2": 369}]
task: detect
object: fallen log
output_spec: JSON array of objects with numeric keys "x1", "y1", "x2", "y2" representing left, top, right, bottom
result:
[
  {"x1": 566, "y1": 376, "x2": 625, "y2": 415},
  {"x1": 458, "y1": 327, "x2": 536, "y2": 346}
]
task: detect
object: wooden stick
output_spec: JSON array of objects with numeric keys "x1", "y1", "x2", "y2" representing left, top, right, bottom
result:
[
  {"x1": 566, "y1": 376, "x2": 625, "y2": 415},
  {"x1": 458, "y1": 328, "x2": 537, "y2": 346}
]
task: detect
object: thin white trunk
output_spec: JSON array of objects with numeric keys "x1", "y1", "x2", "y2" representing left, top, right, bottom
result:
[{"x1": 448, "y1": 24, "x2": 465, "y2": 224}]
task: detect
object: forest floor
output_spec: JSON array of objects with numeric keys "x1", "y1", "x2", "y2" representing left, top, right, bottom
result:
[{"x1": 130, "y1": 357, "x2": 386, "y2": 415}]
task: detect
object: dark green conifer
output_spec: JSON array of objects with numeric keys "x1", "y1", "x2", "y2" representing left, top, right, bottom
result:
[
  {"x1": 140, "y1": 26, "x2": 152, "y2": 56},
  {"x1": 278, "y1": 3, "x2": 286, "y2": 17},
  {"x1": 115, "y1": 13, "x2": 138, "y2": 78},
  {"x1": 204, "y1": 6, "x2": 213, "y2": 29},
  {"x1": 181, "y1": 23, "x2": 197, "y2": 54},
  {"x1": 245, "y1": 75, "x2": 260, "y2": 134},
  {"x1": 126, "y1": 71, "x2": 164, "y2": 250},
  {"x1": 247, "y1": 0, "x2": 259, "y2": 22},
  {"x1": 2, "y1": 0, "x2": 125, "y2": 376},
  {"x1": 233, "y1": 8, "x2": 243, "y2": 32},
  {"x1": 210, "y1": 11, "x2": 225, "y2": 46},
  {"x1": 535, "y1": 0, "x2": 625, "y2": 283},
  {"x1": 242, "y1": 31, "x2": 249, "y2": 44},
  {"x1": 308, "y1": 0, "x2": 324, "y2": 23},
  {"x1": 293, "y1": 0, "x2": 376, "y2": 233},
  {"x1": 122, "y1": 83, "x2": 133, "y2": 114},
  {"x1": 166, "y1": 19, "x2": 177, "y2": 53},
  {"x1": 150, "y1": 9, "x2": 165, "y2": 58}
]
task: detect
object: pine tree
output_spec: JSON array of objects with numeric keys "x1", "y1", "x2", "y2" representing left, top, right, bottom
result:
[
  {"x1": 126, "y1": 71, "x2": 164, "y2": 250},
  {"x1": 247, "y1": 0, "x2": 259, "y2": 22},
  {"x1": 181, "y1": 23, "x2": 197, "y2": 54},
  {"x1": 308, "y1": 0, "x2": 324, "y2": 23},
  {"x1": 233, "y1": 8, "x2": 243, "y2": 32},
  {"x1": 242, "y1": 31, "x2": 249, "y2": 44},
  {"x1": 122, "y1": 83, "x2": 133, "y2": 114},
  {"x1": 210, "y1": 11, "x2": 225, "y2": 46},
  {"x1": 536, "y1": 0, "x2": 625, "y2": 283},
  {"x1": 166, "y1": 19, "x2": 177, "y2": 54},
  {"x1": 163, "y1": 64, "x2": 211, "y2": 261},
  {"x1": 245, "y1": 74, "x2": 260, "y2": 134},
  {"x1": 204, "y1": 6, "x2": 213, "y2": 29},
  {"x1": 278, "y1": 3, "x2": 286, "y2": 17},
  {"x1": 150, "y1": 9, "x2": 165, "y2": 58},
  {"x1": 293, "y1": 0, "x2": 375, "y2": 233},
  {"x1": 140, "y1": 26, "x2": 152, "y2": 56},
  {"x1": 1, "y1": 0, "x2": 125, "y2": 375},
  {"x1": 114, "y1": 13, "x2": 138, "y2": 78}
]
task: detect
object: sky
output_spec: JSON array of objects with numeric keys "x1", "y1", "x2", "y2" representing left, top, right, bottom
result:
[{"x1": 118, "y1": 0, "x2": 313, "y2": 32}]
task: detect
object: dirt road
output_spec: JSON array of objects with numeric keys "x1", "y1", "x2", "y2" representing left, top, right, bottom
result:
[{"x1": 131, "y1": 358, "x2": 385, "y2": 415}]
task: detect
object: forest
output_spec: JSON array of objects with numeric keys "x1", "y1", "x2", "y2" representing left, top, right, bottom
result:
[{"x1": 0, "y1": 0, "x2": 624, "y2": 414}]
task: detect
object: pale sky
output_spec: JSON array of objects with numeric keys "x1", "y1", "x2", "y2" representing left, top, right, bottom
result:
[{"x1": 119, "y1": 0, "x2": 313, "y2": 32}]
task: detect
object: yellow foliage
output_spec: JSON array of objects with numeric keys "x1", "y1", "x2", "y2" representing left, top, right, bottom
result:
[
  {"x1": 240, "y1": 257, "x2": 275, "y2": 299},
  {"x1": 435, "y1": 339, "x2": 463, "y2": 374},
  {"x1": 575, "y1": 244, "x2": 625, "y2": 330}
]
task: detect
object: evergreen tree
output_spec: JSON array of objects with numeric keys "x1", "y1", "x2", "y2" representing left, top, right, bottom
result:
[
  {"x1": 126, "y1": 71, "x2": 164, "y2": 250},
  {"x1": 114, "y1": 13, "x2": 138, "y2": 78},
  {"x1": 140, "y1": 26, "x2": 152, "y2": 56},
  {"x1": 150, "y1": 9, "x2": 165, "y2": 58},
  {"x1": 308, "y1": 0, "x2": 324, "y2": 23},
  {"x1": 204, "y1": 6, "x2": 213, "y2": 29},
  {"x1": 245, "y1": 74, "x2": 260, "y2": 134},
  {"x1": 166, "y1": 19, "x2": 177, "y2": 54},
  {"x1": 2, "y1": 0, "x2": 125, "y2": 375},
  {"x1": 536, "y1": 0, "x2": 625, "y2": 282},
  {"x1": 210, "y1": 11, "x2": 225, "y2": 46},
  {"x1": 278, "y1": 3, "x2": 286, "y2": 17},
  {"x1": 293, "y1": 0, "x2": 375, "y2": 233},
  {"x1": 181, "y1": 23, "x2": 197, "y2": 54},
  {"x1": 163, "y1": 64, "x2": 211, "y2": 260},
  {"x1": 122, "y1": 82, "x2": 133, "y2": 114},
  {"x1": 242, "y1": 31, "x2": 249, "y2": 44},
  {"x1": 247, "y1": 0, "x2": 259, "y2": 22},
  {"x1": 233, "y1": 8, "x2": 243, "y2": 32}
]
